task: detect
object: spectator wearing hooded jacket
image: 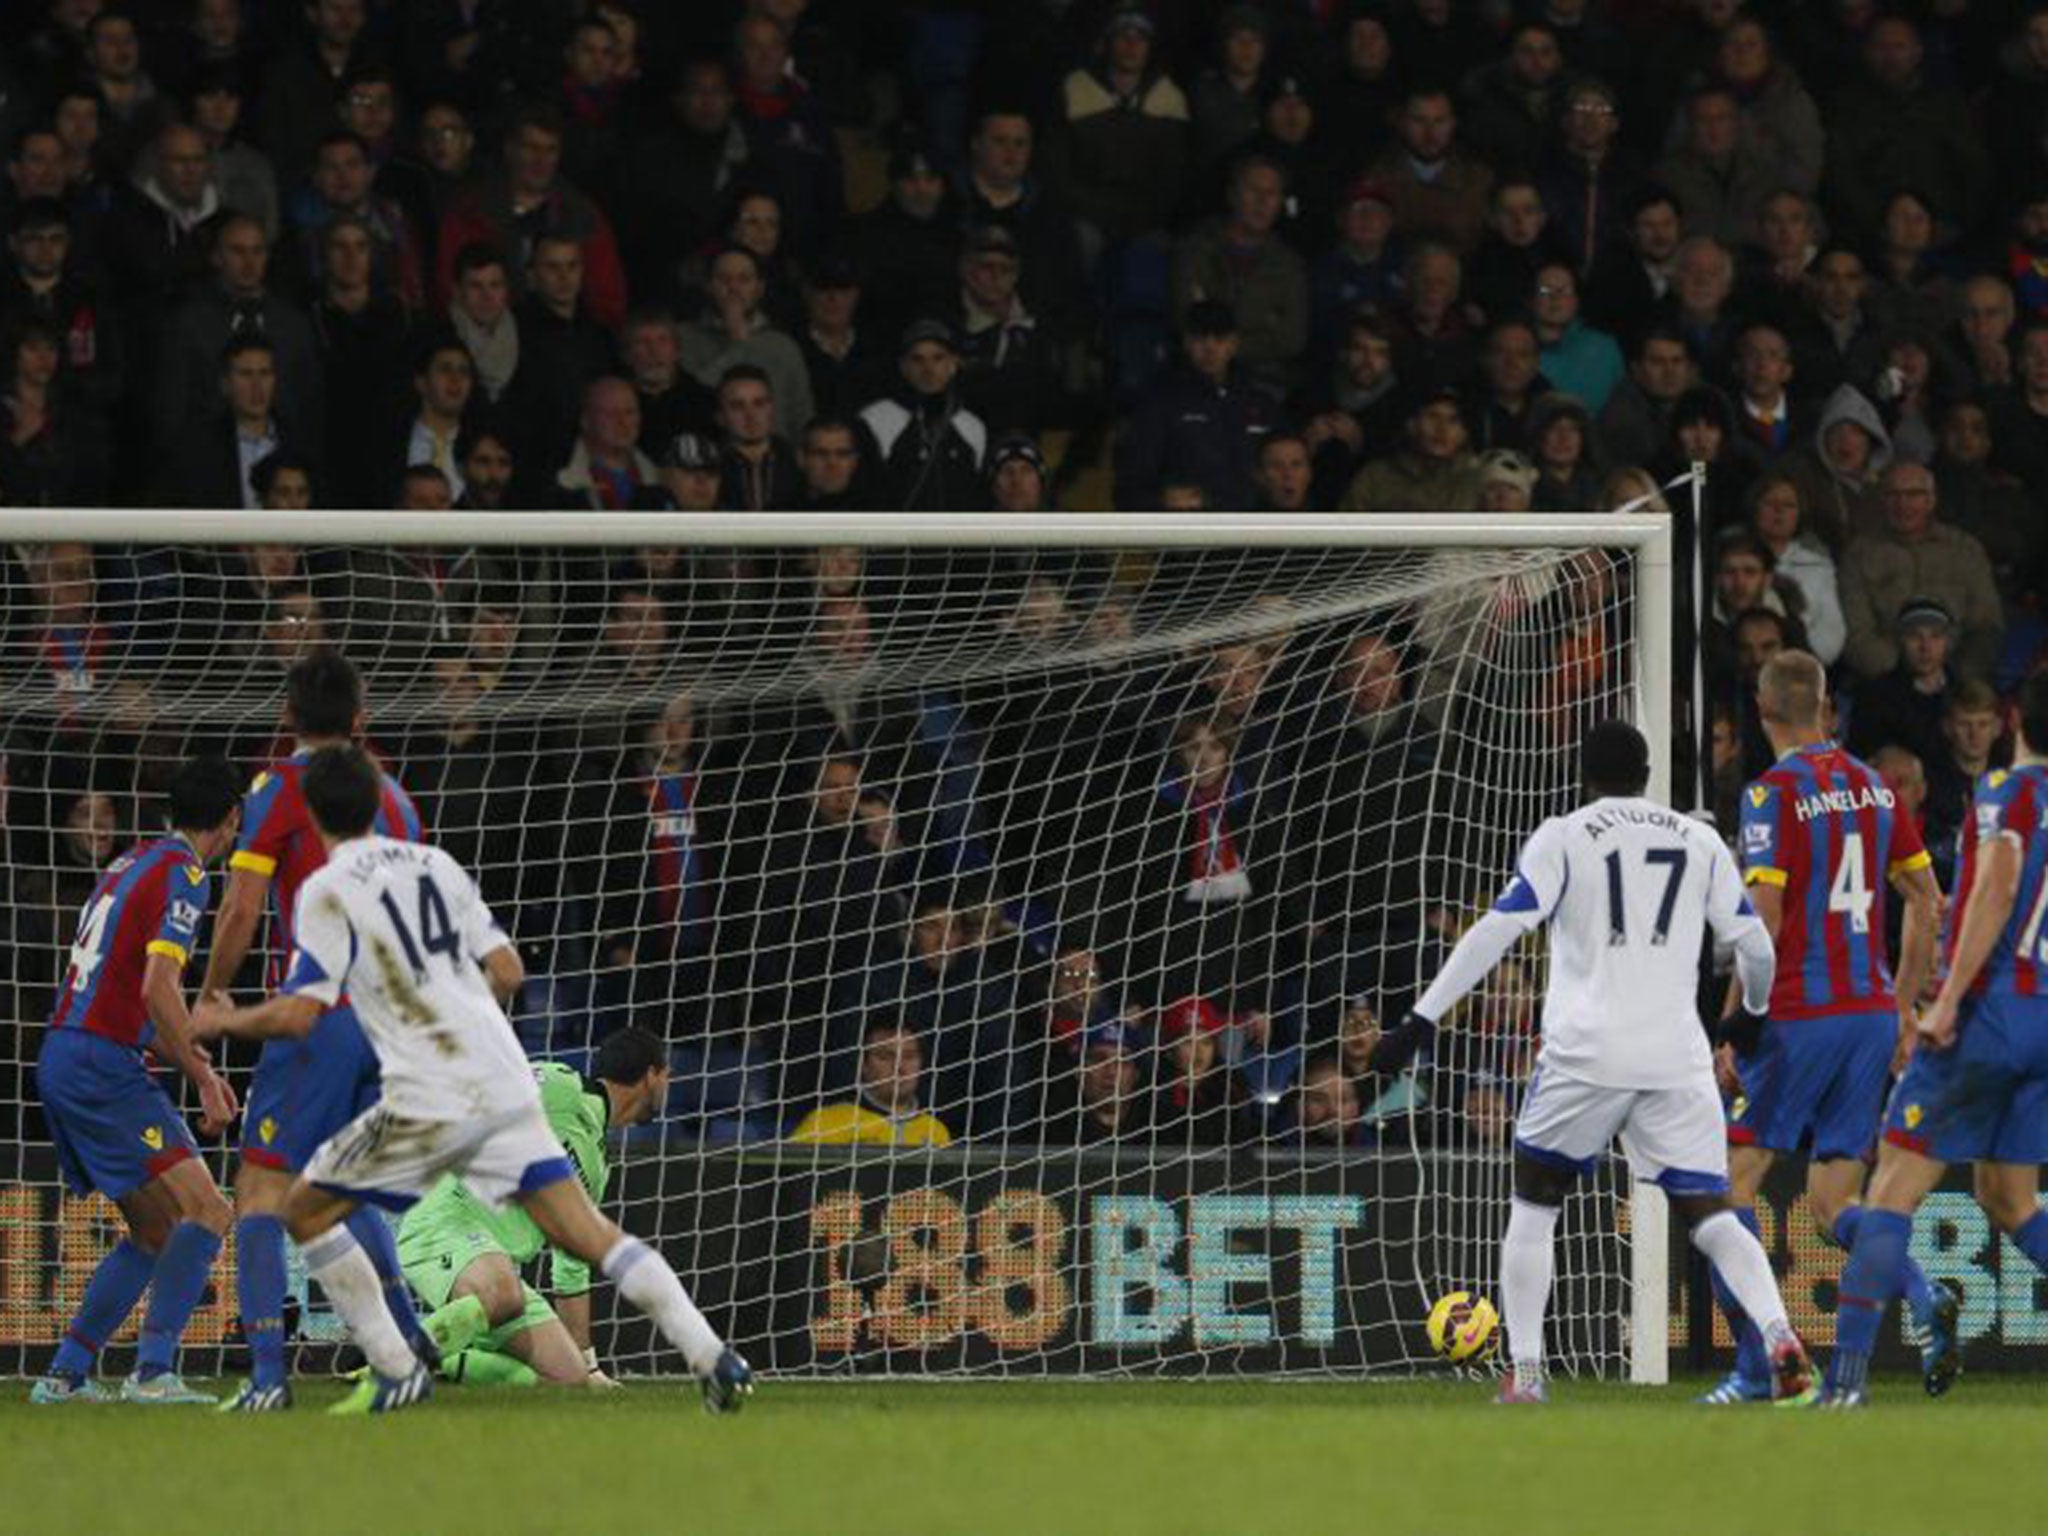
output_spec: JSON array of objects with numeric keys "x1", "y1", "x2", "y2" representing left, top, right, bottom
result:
[
  {"x1": 102, "y1": 120, "x2": 223, "y2": 329},
  {"x1": 1787, "y1": 383, "x2": 1894, "y2": 549},
  {"x1": 859, "y1": 319, "x2": 988, "y2": 512},
  {"x1": 1056, "y1": 6, "x2": 1191, "y2": 249}
]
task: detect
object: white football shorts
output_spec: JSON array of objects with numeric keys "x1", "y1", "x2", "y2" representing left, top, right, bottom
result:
[
  {"x1": 1513, "y1": 1063, "x2": 1730, "y2": 1195},
  {"x1": 302, "y1": 1101, "x2": 574, "y2": 1212}
]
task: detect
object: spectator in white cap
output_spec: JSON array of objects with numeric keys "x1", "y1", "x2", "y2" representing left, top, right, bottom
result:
[{"x1": 1476, "y1": 448, "x2": 1539, "y2": 512}]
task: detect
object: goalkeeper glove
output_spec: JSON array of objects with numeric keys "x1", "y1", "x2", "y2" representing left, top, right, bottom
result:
[
  {"x1": 1717, "y1": 1007, "x2": 1767, "y2": 1057},
  {"x1": 1370, "y1": 1011, "x2": 1437, "y2": 1074}
]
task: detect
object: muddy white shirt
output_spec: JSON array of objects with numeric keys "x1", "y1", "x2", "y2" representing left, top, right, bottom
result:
[{"x1": 285, "y1": 835, "x2": 537, "y2": 1121}]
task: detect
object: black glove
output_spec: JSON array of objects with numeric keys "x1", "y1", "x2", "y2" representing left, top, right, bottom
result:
[
  {"x1": 1370, "y1": 1011, "x2": 1437, "y2": 1073},
  {"x1": 1717, "y1": 1007, "x2": 1767, "y2": 1057}
]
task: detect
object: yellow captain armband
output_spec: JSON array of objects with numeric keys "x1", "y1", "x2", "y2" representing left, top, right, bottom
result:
[
  {"x1": 1888, "y1": 850, "x2": 1933, "y2": 876},
  {"x1": 229, "y1": 850, "x2": 277, "y2": 876},
  {"x1": 1743, "y1": 867, "x2": 1788, "y2": 888},
  {"x1": 145, "y1": 940, "x2": 190, "y2": 964}
]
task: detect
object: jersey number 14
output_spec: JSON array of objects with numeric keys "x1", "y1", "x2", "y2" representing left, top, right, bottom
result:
[{"x1": 378, "y1": 876, "x2": 462, "y2": 980}]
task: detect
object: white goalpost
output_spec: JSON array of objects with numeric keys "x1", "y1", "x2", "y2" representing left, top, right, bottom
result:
[{"x1": 0, "y1": 508, "x2": 1674, "y2": 1385}]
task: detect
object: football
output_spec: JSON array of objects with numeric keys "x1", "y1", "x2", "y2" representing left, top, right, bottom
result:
[{"x1": 1426, "y1": 1292, "x2": 1500, "y2": 1363}]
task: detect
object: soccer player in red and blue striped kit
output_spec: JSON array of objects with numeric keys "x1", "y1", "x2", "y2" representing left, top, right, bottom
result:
[
  {"x1": 200, "y1": 653, "x2": 433, "y2": 1412},
  {"x1": 1826, "y1": 670, "x2": 2048, "y2": 1405},
  {"x1": 1707, "y1": 651, "x2": 1957, "y2": 1403},
  {"x1": 30, "y1": 757, "x2": 243, "y2": 1405}
]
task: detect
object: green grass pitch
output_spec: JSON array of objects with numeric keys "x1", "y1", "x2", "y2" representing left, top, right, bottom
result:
[{"x1": 5, "y1": 1375, "x2": 2046, "y2": 1536}]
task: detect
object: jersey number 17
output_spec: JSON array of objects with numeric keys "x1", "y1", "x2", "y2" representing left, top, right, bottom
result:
[{"x1": 1604, "y1": 848, "x2": 1687, "y2": 946}]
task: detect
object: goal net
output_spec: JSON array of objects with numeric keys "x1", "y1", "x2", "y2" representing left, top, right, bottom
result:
[{"x1": 0, "y1": 510, "x2": 1672, "y2": 1382}]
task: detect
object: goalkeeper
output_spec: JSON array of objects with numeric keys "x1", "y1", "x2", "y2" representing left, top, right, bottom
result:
[{"x1": 394, "y1": 1028, "x2": 670, "y2": 1388}]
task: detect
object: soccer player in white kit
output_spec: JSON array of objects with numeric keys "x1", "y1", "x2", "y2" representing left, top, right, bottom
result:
[
  {"x1": 193, "y1": 745, "x2": 753, "y2": 1415},
  {"x1": 1400, "y1": 721, "x2": 1814, "y2": 1403}
]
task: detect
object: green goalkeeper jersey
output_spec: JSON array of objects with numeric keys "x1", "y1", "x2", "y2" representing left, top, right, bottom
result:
[{"x1": 405, "y1": 1062, "x2": 611, "y2": 1294}]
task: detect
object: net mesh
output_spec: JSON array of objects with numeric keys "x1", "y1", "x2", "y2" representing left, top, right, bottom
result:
[{"x1": 0, "y1": 530, "x2": 1650, "y2": 1378}]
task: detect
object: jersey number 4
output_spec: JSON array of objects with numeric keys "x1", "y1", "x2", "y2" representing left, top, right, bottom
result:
[
  {"x1": 64, "y1": 893, "x2": 117, "y2": 988},
  {"x1": 1828, "y1": 834, "x2": 1875, "y2": 936},
  {"x1": 378, "y1": 876, "x2": 462, "y2": 980},
  {"x1": 1605, "y1": 848, "x2": 1687, "y2": 946}
]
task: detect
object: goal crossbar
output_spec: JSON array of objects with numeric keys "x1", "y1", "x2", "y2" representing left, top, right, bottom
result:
[{"x1": 0, "y1": 508, "x2": 1675, "y2": 551}]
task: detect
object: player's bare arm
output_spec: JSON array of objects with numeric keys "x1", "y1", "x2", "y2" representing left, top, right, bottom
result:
[
  {"x1": 200, "y1": 863, "x2": 273, "y2": 999},
  {"x1": 1890, "y1": 862, "x2": 1943, "y2": 1068},
  {"x1": 193, "y1": 990, "x2": 324, "y2": 1043},
  {"x1": 481, "y1": 943, "x2": 524, "y2": 1005},
  {"x1": 1922, "y1": 834, "x2": 2020, "y2": 1049},
  {"x1": 1746, "y1": 881, "x2": 1783, "y2": 941},
  {"x1": 142, "y1": 951, "x2": 238, "y2": 1133}
]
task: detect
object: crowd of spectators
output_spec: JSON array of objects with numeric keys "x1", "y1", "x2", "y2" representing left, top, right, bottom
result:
[{"x1": 1, "y1": 0, "x2": 2043, "y2": 1153}]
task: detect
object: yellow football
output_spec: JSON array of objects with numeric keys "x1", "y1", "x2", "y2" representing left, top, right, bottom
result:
[{"x1": 1426, "y1": 1291, "x2": 1500, "y2": 1363}]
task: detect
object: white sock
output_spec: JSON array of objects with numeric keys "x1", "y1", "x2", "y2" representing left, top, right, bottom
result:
[
  {"x1": 1691, "y1": 1209, "x2": 1790, "y2": 1343},
  {"x1": 1502, "y1": 1198, "x2": 1560, "y2": 1377},
  {"x1": 602, "y1": 1236, "x2": 725, "y2": 1377},
  {"x1": 303, "y1": 1227, "x2": 417, "y2": 1380}
]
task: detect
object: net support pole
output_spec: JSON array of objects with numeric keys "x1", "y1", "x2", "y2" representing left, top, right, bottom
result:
[{"x1": 1630, "y1": 514, "x2": 1675, "y2": 1387}]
